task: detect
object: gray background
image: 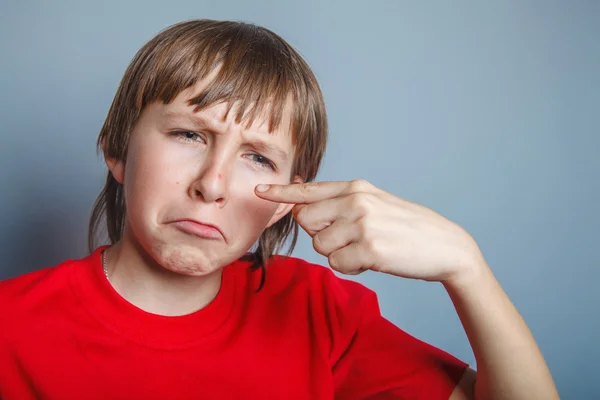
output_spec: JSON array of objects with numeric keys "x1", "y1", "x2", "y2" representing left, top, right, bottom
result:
[{"x1": 1, "y1": 0, "x2": 598, "y2": 398}]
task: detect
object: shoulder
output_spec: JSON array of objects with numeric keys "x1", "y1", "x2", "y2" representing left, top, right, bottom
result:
[
  {"x1": 264, "y1": 255, "x2": 378, "y2": 306},
  {"x1": 253, "y1": 255, "x2": 382, "y2": 334},
  {"x1": 0, "y1": 256, "x2": 80, "y2": 328},
  {"x1": 255, "y1": 255, "x2": 387, "y2": 364}
]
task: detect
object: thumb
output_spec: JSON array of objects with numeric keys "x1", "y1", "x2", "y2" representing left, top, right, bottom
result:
[{"x1": 291, "y1": 203, "x2": 319, "y2": 237}]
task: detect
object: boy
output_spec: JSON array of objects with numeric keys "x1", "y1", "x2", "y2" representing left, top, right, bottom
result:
[{"x1": 0, "y1": 19, "x2": 558, "y2": 399}]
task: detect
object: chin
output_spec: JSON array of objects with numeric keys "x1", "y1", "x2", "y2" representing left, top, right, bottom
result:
[{"x1": 151, "y1": 242, "x2": 223, "y2": 277}]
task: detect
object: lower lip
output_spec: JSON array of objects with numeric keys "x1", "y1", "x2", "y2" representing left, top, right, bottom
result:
[{"x1": 171, "y1": 220, "x2": 223, "y2": 240}]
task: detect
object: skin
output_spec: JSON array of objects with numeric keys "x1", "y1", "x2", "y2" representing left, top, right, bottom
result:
[
  {"x1": 104, "y1": 77, "x2": 559, "y2": 399},
  {"x1": 104, "y1": 80, "x2": 300, "y2": 316},
  {"x1": 256, "y1": 181, "x2": 560, "y2": 400}
]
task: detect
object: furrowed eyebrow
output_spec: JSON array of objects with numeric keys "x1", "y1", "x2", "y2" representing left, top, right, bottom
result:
[
  {"x1": 245, "y1": 138, "x2": 289, "y2": 162},
  {"x1": 164, "y1": 111, "x2": 218, "y2": 134},
  {"x1": 164, "y1": 111, "x2": 289, "y2": 162}
]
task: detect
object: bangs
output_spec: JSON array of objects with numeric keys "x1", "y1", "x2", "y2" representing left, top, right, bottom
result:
[{"x1": 132, "y1": 20, "x2": 309, "y2": 136}]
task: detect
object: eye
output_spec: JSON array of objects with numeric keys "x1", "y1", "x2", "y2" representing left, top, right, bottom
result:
[
  {"x1": 172, "y1": 130, "x2": 206, "y2": 143},
  {"x1": 247, "y1": 153, "x2": 276, "y2": 171}
]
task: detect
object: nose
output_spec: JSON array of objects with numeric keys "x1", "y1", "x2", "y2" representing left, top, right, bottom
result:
[{"x1": 189, "y1": 159, "x2": 229, "y2": 207}]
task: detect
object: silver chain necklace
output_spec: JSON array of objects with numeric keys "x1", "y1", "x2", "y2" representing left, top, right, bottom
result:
[{"x1": 101, "y1": 250, "x2": 109, "y2": 281}]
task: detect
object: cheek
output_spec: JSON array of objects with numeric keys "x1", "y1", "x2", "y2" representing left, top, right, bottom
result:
[
  {"x1": 123, "y1": 143, "x2": 191, "y2": 216},
  {"x1": 228, "y1": 180, "x2": 283, "y2": 233},
  {"x1": 226, "y1": 165, "x2": 295, "y2": 235},
  {"x1": 235, "y1": 189, "x2": 280, "y2": 226}
]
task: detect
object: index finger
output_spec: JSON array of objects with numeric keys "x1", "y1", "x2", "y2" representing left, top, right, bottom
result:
[{"x1": 255, "y1": 181, "x2": 351, "y2": 204}]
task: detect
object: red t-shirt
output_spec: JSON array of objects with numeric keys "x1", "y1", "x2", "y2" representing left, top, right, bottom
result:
[{"x1": 0, "y1": 246, "x2": 467, "y2": 399}]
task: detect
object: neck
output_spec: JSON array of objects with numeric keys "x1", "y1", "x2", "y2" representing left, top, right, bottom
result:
[{"x1": 103, "y1": 236, "x2": 223, "y2": 317}]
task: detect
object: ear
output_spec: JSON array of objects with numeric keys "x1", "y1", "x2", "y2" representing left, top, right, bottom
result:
[
  {"x1": 103, "y1": 138, "x2": 125, "y2": 185},
  {"x1": 265, "y1": 175, "x2": 304, "y2": 228}
]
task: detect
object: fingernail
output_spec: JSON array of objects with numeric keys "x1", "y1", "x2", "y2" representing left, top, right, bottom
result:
[{"x1": 256, "y1": 184, "x2": 270, "y2": 192}]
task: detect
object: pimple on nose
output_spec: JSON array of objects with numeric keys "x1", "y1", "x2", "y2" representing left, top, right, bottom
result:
[{"x1": 217, "y1": 174, "x2": 223, "y2": 180}]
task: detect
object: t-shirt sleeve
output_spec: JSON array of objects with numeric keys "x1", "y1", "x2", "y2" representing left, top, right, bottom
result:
[{"x1": 332, "y1": 286, "x2": 468, "y2": 399}]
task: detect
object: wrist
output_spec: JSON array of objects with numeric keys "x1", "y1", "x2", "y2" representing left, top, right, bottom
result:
[{"x1": 442, "y1": 254, "x2": 491, "y2": 293}]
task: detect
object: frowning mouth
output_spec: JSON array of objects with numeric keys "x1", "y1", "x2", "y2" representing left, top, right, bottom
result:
[{"x1": 170, "y1": 219, "x2": 225, "y2": 241}]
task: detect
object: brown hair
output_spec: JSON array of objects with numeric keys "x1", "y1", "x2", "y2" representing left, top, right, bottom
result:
[{"x1": 88, "y1": 19, "x2": 328, "y2": 287}]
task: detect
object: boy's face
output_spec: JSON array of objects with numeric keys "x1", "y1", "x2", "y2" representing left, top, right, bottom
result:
[{"x1": 106, "y1": 82, "x2": 299, "y2": 276}]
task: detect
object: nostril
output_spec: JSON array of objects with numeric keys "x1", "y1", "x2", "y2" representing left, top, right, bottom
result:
[{"x1": 215, "y1": 196, "x2": 227, "y2": 206}]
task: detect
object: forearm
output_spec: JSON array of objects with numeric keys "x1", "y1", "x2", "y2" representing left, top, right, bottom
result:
[{"x1": 443, "y1": 262, "x2": 559, "y2": 400}]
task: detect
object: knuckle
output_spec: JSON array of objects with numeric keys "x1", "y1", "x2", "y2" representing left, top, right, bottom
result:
[
  {"x1": 299, "y1": 183, "x2": 317, "y2": 201},
  {"x1": 312, "y1": 234, "x2": 327, "y2": 254},
  {"x1": 349, "y1": 192, "x2": 373, "y2": 215},
  {"x1": 328, "y1": 252, "x2": 340, "y2": 270},
  {"x1": 356, "y1": 217, "x2": 370, "y2": 239},
  {"x1": 357, "y1": 218, "x2": 379, "y2": 252},
  {"x1": 350, "y1": 179, "x2": 372, "y2": 192},
  {"x1": 301, "y1": 182, "x2": 316, "y2": 193},
  {"x1": 364, "y1": 236, "x2": 380, "y2": 254}
]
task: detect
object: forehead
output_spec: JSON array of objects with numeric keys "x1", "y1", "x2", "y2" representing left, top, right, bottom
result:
[{"x1": 162, "y1": 76, "x2": 296, "y2": 140}]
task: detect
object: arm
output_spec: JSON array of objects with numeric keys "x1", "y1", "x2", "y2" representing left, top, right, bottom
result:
[
  {"x1": 256, "y1": 180, "x2": 560, "y2": 399},
  {"x1": 445, "y1": 263, "x2": 559, "y2": 400}
]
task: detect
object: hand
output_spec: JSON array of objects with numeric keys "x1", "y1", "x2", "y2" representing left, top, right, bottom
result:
[{"x1": 255, "y1": 180, "x2": 486, "y2": 283}]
